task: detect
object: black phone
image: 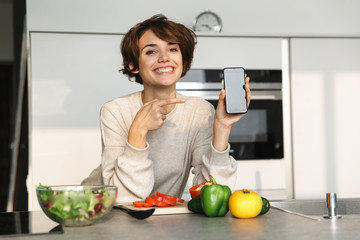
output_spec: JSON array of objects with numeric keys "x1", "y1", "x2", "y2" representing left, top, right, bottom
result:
[{"x1": 223, "y1": 67, "x2": 247, "y2": 114}]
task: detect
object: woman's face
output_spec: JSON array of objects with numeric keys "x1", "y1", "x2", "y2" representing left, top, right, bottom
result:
[{"x1": 135, "y1": 30, "x2": 183, "y2": 89}]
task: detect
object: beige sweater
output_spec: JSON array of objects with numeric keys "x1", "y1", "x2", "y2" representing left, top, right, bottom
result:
[{"x1": 83, "y1": 91, "x2": 237, "y2": 203}]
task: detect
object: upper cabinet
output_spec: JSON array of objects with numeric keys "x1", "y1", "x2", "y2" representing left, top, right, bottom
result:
[{"x1": 27, "y1": 0, "x2": 360, "y2": 36}]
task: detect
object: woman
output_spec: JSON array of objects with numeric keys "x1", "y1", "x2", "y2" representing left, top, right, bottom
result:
[{"x1": 82, "y1": 14, "x2": 251, "y2": 203}]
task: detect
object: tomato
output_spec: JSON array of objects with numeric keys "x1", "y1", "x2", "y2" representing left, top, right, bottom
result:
[
  {"x1": 229, "y1": 189, "x2": 263, "y2": 219},
  {"x1": 189, "y1": 181, "x2": 213, "y2": 199}
]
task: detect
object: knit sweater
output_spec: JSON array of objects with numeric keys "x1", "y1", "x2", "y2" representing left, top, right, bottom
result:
[{"x1": 83, "y1": 91, "x2": 237, "y2": 203}]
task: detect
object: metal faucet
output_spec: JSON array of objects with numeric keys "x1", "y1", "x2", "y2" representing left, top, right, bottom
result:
[{"x1": 324, "y1": 193, "x2": 342, "y2": 219}]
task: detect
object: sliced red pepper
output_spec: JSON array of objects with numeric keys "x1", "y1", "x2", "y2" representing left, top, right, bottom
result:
[
  {"x1": 155, "y1": 201, "x2": 170, "y2": 207},
  {"x1": 147, "y1": 196, "x2": 170, "y2": 207},
  {"x1": 151, "y1": 194, "x2": 163, "y2": 202},
  {"x1": 145, "y1": 197, "x2": 157, "y2": 206},
  {"x1": 152, "y1": 193, "x2": 177, "y2": 206},
  {"x1": 134, "y1": 193, "x2": 184, "y2": 208},
  {"x1": 133, "y1": 201, "x2": 146, "y2": 208},
  {"x1": 143, "y1": 202, "x2": 154, "y2": 207},
  {"x1": 189, "y1": 181, "x2": 213, "y2": 199},
  {"x1": 156, "y1": 192, "x2": 176, "y2": 201},
  {"x1": 162, "y1": 197, "x2": 176, "y2": 206},
  {"x1": 156, "y1": 192, "x2": 185, "y2": 203}
]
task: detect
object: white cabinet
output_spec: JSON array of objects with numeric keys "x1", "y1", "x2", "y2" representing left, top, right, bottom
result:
[
  {"x1": 290, "y1": 38, "x2": 360, "y2": 198},
  {"x1": 28, "y1": 32, "x2": 142, "y2": 210}
]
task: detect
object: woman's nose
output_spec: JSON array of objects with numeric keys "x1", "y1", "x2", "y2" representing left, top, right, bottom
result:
[{"x1": 158, "y1": 51, "x2": 169, "y2": 62}]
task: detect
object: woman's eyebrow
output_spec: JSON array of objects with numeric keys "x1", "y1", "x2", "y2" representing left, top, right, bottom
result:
[
  {"x1": 141, "y1": 42, "x2": 178, "y2": 51},
  {"x1": 141, "y1": 43, "x2": 157, "y2": 51}
]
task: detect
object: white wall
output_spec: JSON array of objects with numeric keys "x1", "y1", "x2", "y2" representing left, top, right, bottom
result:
[{"x1": 27, "y1": 0, "x2": 360, "y2": 36}]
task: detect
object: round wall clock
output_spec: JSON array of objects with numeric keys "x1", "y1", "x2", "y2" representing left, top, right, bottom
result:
[{"x1": 193, "y1": 10, "x2": 222, "y2": 33}]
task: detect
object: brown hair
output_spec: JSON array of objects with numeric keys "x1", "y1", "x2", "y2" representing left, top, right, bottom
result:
[{"x1": 120, "y1": 14, "x2": 197, "y2": 84}]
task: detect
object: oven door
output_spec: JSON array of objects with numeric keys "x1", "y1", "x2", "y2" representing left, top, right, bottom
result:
[{"x1": 179, "y1": 89, "x2": 284, "y2": 160}]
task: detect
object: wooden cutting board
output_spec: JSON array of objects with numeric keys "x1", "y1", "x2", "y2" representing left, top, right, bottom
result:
[{"x1": 117, "y1": 201, "x2": 193, "y2": 215}]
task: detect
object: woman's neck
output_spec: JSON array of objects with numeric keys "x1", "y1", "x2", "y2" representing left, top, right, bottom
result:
[
  {"x1": 142, "y1": 85, "x2": 176, "y2": 101},
  {"x1": 141, "y1": 87, "x2": 177, "y2": 114}
]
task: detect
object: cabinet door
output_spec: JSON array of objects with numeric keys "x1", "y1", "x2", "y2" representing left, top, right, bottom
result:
[
  {"x1": 29, "y1": 32, "x2": 142, "y2": 210},
  {"x1": 291, "y1": 38, "x2": 360, "y2": 198}
]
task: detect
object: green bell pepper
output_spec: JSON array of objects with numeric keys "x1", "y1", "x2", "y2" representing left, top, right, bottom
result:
[
  {"x1": 187, "y1": 194, "x2": 203, "y2": 214},
  {"x1": 187, "y1": 175, "x2": 231, "y2": 217},
  {"x1": 201, "y1": 175, "x2": 231, "y2": 217}
]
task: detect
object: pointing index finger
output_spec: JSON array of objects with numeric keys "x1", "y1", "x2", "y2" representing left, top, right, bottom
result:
[{"x1": 158, "y1": 98, "x2": 186, "y2": 106}]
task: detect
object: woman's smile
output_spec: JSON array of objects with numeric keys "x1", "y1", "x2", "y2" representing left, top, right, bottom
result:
[{"x1": 154, "y1": 66, "x2": 174, "y2": 74}]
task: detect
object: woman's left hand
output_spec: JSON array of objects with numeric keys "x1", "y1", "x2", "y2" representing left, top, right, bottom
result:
[
  {"x1": 212, "y1": 75, "x2": 251, "y2": 151},
  {"x1": 215, "y1": 75, "x2": 251, "y2": 127}
]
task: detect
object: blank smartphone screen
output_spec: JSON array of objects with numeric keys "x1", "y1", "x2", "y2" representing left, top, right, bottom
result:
[{"x1": 224, "y1": 67, "x2": 247, "y2": 114}]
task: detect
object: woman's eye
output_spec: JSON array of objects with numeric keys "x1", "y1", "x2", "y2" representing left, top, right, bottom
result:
[
  {"x1": 170, "y1": 47, "x2": 179, "y2": 52},
  {"x1": 145, "y1": 50, "x2": 155, "y2": 55}
]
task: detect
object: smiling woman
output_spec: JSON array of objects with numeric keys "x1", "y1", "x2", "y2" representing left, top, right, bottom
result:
[
  {"x1": 120, "y1": 15, "x2": 196, "y2": 85},
  {"x1": 81, "y1": 14, "x2": 251, "y2": 204}
]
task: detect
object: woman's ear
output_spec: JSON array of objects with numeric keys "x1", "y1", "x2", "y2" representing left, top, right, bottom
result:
[{"x1": 129, "y1": 63, "x2": 139, "y2": 74}]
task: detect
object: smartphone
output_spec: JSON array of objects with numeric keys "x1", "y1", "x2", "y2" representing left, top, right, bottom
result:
[{"x1": 223, "y1": 67, "x2": 247, "y2": 114}]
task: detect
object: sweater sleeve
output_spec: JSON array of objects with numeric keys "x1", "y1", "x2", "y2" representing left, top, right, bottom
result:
[
  {"x1": 190, "y1": 105, "x2": 238, "y2": 191},
  {"x1": 100, "y1": 104, "x2": 154, "y2": 203}
]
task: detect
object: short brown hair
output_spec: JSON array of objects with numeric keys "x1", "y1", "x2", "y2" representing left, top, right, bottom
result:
[{"x1": 120, "y1": 14, "x2": 197, "y2": 84}]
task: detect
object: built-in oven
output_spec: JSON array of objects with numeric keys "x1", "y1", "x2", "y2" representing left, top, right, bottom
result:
[{"x1": 177, "y1": 69, "x2": 283, "y2": 160}]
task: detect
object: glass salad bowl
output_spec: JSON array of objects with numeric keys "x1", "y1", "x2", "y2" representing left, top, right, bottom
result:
[{"x1": 36, "y1": 184, "x2": 118, "y2": 227}]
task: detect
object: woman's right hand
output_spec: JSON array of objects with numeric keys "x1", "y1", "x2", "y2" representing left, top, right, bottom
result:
[{"x1": 128, "y1": 98, "x2": 185, "y2": 148}]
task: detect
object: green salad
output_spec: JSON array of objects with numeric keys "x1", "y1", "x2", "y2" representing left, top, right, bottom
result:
[{"x1": 37, "y1": 184, "x2": 115, "y2": 224}]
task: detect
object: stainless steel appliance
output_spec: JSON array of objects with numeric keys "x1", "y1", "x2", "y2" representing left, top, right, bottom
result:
[{"x1": 177, "y1": 69, "x2": 283, "y2": 160}]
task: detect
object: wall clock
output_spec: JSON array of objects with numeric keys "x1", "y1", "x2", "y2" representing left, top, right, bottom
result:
[{"x1": 193, "y1": 10, "x2": 222, "y2": 33}]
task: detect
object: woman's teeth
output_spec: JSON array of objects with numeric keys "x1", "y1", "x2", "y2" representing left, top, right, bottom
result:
[{"x1": 156, "y1": 67, "x2": 173, "y2": 73}]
